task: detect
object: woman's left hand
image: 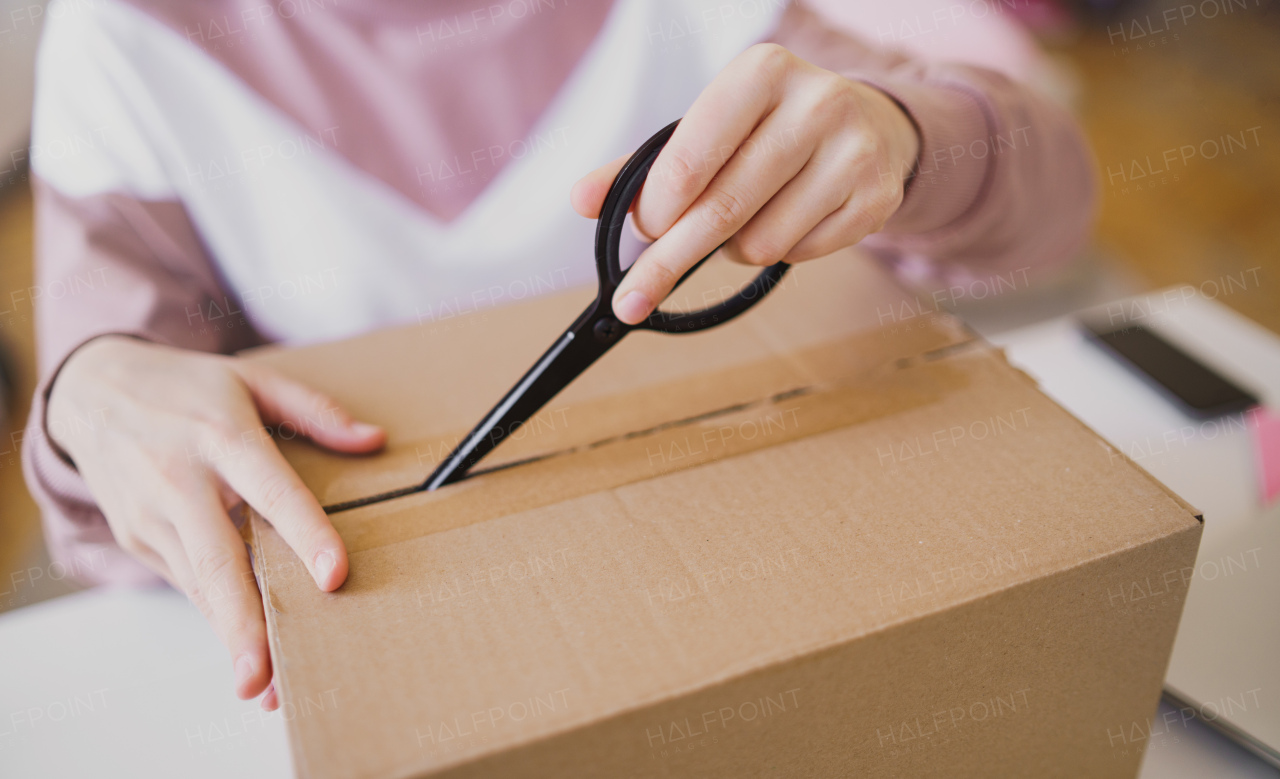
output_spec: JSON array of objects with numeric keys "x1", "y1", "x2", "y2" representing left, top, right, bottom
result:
[{"x1": 571, "y1": 43, "x2": 920, "y2": 325}]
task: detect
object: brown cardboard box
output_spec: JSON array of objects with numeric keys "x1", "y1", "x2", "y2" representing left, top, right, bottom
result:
[{"x1": 243, "y1": 252, "x2": 1201, "y2": 778}]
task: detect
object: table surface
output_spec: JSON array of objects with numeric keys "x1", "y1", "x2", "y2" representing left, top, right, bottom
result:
[
  {"x1": 2, "y1": 288, "x2": 1277, "y2": 778},
  {"x1": 987, "y1": 290, "x2": 1280, "y2": 778}
]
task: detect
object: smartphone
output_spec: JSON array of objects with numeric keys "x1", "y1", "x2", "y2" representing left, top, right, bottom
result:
[{"x1": 1081, "y1": 320, "x2": 1260, "y2": 419}]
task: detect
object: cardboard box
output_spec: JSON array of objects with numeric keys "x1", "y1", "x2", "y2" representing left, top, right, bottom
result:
[{"x1": 243, "y1": 252, "x2": 1202, "y2": 778}]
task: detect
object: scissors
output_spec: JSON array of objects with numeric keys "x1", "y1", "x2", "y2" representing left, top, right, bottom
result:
[{"x1": 421, "y1": 119, "x2": 791, "y2": 491}]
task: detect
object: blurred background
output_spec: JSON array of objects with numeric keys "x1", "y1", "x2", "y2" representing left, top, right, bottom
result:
[
  {"x1": 0, "y1": 2, "x2": 1277, "y2": 776},
  {"x1": 0, "y1": 0, "x2": 1276, "y2": 604}
]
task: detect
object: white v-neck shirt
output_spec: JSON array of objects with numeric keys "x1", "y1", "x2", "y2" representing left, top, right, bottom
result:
[{"x1": 33, "y1": 0, "x2": 783, "y2": 344}]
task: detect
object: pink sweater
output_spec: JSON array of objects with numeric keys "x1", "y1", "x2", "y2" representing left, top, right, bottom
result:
[{"x1": 23, "y1": 0, "x2": 1096, "y2": 586}]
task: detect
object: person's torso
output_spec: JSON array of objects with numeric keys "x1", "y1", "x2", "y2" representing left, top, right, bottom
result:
[{"x1": 37, "y1": 0, "x2": 787, "y2": 344}]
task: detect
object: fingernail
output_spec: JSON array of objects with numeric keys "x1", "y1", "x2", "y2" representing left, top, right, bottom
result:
[
  {"x1": 351, "y1": 421, "x2": 381, "y2": 436},
  {"x1": 614, "y1": 291, "x2": 652, "y2": 325},
  {"x1": 314, "y1": 550, "x2": 336, "y2": 582},
  {"x1": 235, "y1": 654, "x2": 255, "y2": 686}
]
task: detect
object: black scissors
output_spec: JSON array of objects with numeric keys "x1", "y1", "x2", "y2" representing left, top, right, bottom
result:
[{"x1": 421, "y1": 119, "x2": 790, "y2": 491}]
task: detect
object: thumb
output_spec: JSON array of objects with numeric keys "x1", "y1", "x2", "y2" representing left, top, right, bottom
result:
[
  {"x1": 231, "y1": 362, "x2": 386, "y2": 454},
  {"x1": 570, "y1": 152, "x2": 633, "y2": 219}
]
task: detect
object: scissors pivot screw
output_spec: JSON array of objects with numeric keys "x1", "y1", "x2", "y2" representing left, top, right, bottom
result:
[{"x1": 593, "y1": 317, "x2": 624, "y2": 344}]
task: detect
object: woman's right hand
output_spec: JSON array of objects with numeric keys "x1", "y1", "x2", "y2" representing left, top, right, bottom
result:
[{"x1": 46, "y1": 335, "x2": 385, "y2": 709}]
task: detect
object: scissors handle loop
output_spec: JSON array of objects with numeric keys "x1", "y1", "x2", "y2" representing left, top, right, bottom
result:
[
  {"x1": 409, "y1": 120, "x2": 793, "y2": 496},
  {"x1": 593, "y1": 119, "x2": 789, "y2": 335}
]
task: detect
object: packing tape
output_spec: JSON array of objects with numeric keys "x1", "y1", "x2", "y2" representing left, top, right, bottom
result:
[
  {"x1": 276, "y1": 319, "x2": 972, "y2": 511},
  {"x1": 247, "y1": 339, "x2": 977, "y2": 560}
]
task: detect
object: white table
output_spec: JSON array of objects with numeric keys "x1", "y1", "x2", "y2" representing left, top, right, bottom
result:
[
  {"x1": 2, "y1": 288, "x2": 1276, "y2": 778},
  {"x1": 0, "y1": 588, "x2": 292, "y2": 778},
  {"x1": 987, "y1": 290, "x2": 1280, "y2": 778}
]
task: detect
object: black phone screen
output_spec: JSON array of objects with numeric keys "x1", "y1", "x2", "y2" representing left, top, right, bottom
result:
[{"x1": 1082, "y1": 321, "x2": 1259, "y2": 419}]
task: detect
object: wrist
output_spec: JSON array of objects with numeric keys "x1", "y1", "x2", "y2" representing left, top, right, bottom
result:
[
  {"x1": 855, "y1": 81, "x2": 921, "y2": 191},
  {"x1": 46, "y1": 335, "x2": 138, "y2": 456}
]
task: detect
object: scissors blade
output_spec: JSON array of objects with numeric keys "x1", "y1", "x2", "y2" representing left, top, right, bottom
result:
[{"x1": 422, "y1": 321, "x2": 615, "y2": 491}]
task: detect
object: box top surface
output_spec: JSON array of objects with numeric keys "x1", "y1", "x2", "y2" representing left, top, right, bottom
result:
[{"x1": 244, "y1": 254, "x2": 1200, "y2": 778}]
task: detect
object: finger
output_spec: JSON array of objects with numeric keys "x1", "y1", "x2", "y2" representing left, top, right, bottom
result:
[
  {"x1": 133, "y1": 521, "x2": 188, "y2": 592},
  {"x1": 570, "y1": 153, "x2": 630, "y2": 219},
  {"x1": 73, "y1": 461, "x2": 184, "y2": 587},
  {"x1": 215, "y1": 432, "x2": 348, "y2": 592},
  {"x1": 632, "y1": 43, "x2": 793, "y2": 242},
  {"x1": 162, "y1": 485, "x2": 273, "y2": 701},
  {"x1": 232, "y1": 363, "x2": 385, "y2": 454},
  {"x1": 113, "y1": 524, "x2": 177, "y2": 586},
  {"x1": 261, "y1": 681, "x2": 279, "y2": 712},
  {"x1": 138, "y1": 518, "x2": 273, "y2": 701},
  {"x1": 611, "y1": 111, "x2": 810, "y2": 325},
  {"x1": 721, "y1": 149, "x2": 854, "y2": 267},
  {"x1": 784, "y1": 183, "x2": 904, "y2": 263}
]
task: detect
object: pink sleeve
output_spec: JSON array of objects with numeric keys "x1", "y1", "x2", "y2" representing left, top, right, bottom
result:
[
  {"x1": 769, "y1": 4, "x2": 1098, "y2": 286},
  {"x1": 22, "y1": 178, "x2": 265, "y2": 587}
]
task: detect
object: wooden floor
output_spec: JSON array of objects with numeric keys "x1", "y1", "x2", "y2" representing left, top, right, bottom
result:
[
  {"x1": 1056, "y1": 1, "x2": 1280, "y2": 335},
  {"x1": 1, "y1": 5, "x2": 1277, "y2": 610},
  {"x1": 0, "y1": 179, "x2": 45, "y2": 610}
]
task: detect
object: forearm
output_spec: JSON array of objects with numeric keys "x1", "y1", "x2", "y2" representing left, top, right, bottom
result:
[
  {"x1": 860, "y1": 60, "x2": 1097, "y2": 279},
  {"x1": 24, "y1": 179, "x2": 266, "y2": 585},
  {"x1": 769, "y1": 3, "x2": 1097, "y2": 279}
]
